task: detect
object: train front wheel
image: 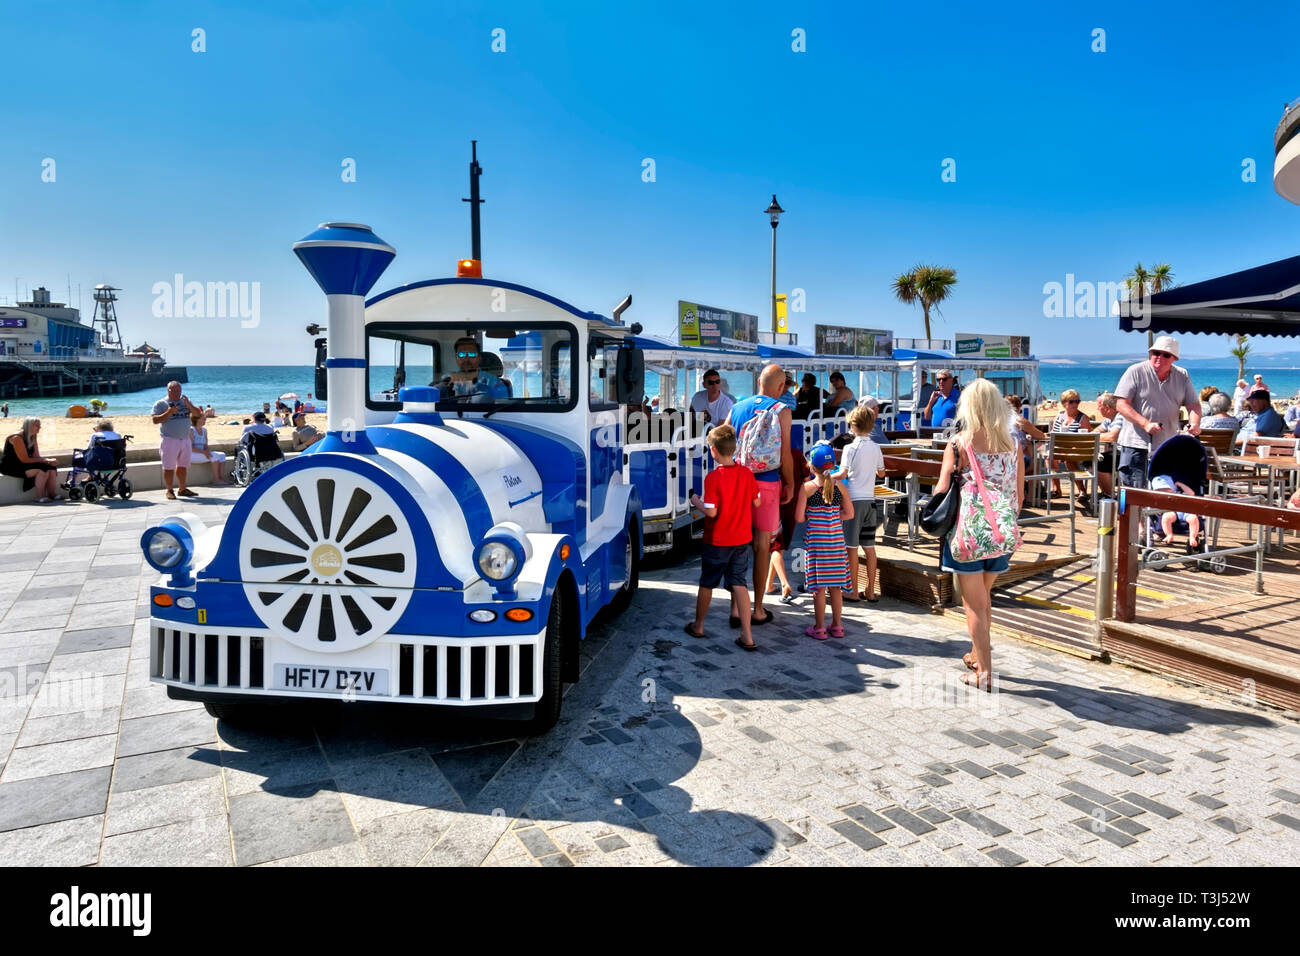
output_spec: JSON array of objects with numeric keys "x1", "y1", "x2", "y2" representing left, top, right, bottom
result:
[{"x1": 519, "y1": 592, "x2": 565, "y2": 735}]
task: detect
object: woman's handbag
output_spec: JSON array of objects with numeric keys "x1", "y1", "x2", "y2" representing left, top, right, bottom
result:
[
  {"x1": 919, "y1": 473, "x2": 962, "y2": 538},
  {"x1": 949, "y1": 441, "x2": 1022, "y2": 562}
]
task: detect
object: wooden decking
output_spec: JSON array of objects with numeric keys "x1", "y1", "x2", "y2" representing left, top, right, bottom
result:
[
  {"x1": 870, "y1": 506, "x2": 1094, "y2": 609},
  {"x1": 871, "y1": 503, "x2": 1300, "y2": 711},
  {"x1": 1101, "y1": 535, "x2": 1300, "y2": 710}
]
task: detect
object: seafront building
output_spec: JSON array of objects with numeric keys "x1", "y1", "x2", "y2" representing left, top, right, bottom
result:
[
  {"x1": 0, "y1": 286, "x2": 185, "y2": 399},
  {"x1": 1274, "y1": 96, "x2": 1300, "y2": 205}
]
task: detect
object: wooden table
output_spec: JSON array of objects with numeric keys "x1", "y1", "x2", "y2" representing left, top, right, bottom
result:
[{"x1": 1222, "y1": 454, "x2": 1300, "y2": 550}]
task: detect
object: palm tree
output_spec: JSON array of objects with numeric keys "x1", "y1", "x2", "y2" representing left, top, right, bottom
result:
[
  {"x1": 892, "y1": 265, "x2": 957, "y2": 344},
  {"x1": 1149, "y1": 263, "x2": 1175, "y2": 351},
  {"x1": 1230, "y1": 334, "x2": 1250, "y2": 380},
  {"x1": 1124, "y1": 263, "x2": 1153, "y2": 348},
  {"x1": 1149, "y1": 263, "x2": 1174, "y2": 295}
]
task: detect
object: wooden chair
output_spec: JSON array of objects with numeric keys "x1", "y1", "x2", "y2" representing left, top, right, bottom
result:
[
  {"x1": 1198, "y1": 428, "x2": 1236, "y2": 457},
  {"x1": 1045, "y1": 432, "x2": 1100, "y2": 515}
]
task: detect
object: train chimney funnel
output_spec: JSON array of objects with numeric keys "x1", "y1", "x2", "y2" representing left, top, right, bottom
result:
[{"x1": 292, "y1": 222, "x2": 396, "y2": 455}]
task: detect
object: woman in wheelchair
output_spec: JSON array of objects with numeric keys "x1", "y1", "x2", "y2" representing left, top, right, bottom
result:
[{"x1": 64, "y1": 420, "x2": 133, "y2": 501}]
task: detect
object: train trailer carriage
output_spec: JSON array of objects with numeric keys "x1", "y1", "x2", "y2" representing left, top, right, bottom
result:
[{"x1": 141, "y1": 223, "x2": 645, "y2": 732}]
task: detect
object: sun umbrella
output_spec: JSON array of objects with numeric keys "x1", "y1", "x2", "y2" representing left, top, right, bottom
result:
[{"x1": 279, "y1": 392, "x2": 300, "y2": 401}]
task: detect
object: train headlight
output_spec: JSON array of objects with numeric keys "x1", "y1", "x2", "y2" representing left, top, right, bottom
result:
[
  {"x1": 477, "y1": 542, "x2": 518, "y2": 580},
  {"x1": 141, "y1": 514, "x2": 206, "y2": 588},
  {"x1": 476, "y1": 522, "x2": 531, "y2": 597},
  {"x1": 146, "y1": 530, "x2": 185, "y2": 569}
]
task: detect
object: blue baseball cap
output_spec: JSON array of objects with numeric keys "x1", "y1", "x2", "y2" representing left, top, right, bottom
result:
[{"x1": 809, "y1": 442, "x2": 836, "y2": 470}]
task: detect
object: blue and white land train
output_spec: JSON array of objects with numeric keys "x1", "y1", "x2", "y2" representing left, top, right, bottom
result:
[{"x1": 141, "y1": 223, "x2": 646, "y2": 731}]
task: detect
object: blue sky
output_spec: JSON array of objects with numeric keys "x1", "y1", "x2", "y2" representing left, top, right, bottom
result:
[{"x1": 3, "y1": 0, "x2": 1299, "y2": 365}]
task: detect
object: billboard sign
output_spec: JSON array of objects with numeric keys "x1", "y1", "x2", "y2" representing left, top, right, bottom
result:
[
  {"x1": 678, "y1": 301, "x2": 758, "y2": 351},
  {"x1": 954, "y1": 333, "x2": 1031, "y2": 359},
  {"x1": 814, "y1": 324, "x2": 893, "y2": 357}
]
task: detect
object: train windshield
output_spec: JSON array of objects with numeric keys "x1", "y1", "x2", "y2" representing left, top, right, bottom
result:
[{"x1": 366, "y1": 322, "x2": 576, "y2": 412}]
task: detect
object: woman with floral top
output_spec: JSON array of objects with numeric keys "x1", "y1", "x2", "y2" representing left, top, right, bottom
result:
[{"x1": 932, "y1": 379, "x2": 1025, "y2": 691}]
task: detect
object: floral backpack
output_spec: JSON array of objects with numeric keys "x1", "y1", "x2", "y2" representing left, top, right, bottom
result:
[
  {"x1": 949, "y1": 439, "x2": 1022, "y2": 562},
  {"x1": 736, "y1": 396, "x2": 783, "y2": 474}
]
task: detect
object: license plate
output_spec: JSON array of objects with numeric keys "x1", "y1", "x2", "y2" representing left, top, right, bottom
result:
[{"x1": 273, "y1": 664, "x2": 389, "y2": 696}]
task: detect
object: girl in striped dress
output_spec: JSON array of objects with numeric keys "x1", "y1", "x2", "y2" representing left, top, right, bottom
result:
[{"x1": 796, "y1": 442, "x2": 854, "y2": 640}]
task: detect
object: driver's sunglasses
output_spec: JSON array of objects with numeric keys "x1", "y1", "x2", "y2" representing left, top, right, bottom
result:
[
  {"x1": 457, "y1": 350, "x2": 478, "y2": 359},
  {"x1": 1150, "y1": 350, "x2": 1173, "y2": 359},
  {"x1": 704, "y1": 378, "x2": 720, "y2": 386}
]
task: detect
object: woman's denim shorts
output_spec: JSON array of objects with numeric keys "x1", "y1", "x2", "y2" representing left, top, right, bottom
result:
[{"x1": 941, "y1": 537, "x2": 1010, "y2": 575}]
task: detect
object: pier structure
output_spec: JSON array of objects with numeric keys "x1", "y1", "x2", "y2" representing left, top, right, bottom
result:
[{"x1": 0, "y1": 286, "x2": 186, "y2": 398}]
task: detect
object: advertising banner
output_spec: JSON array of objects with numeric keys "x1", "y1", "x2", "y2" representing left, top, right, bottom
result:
[
  {"x1": 678, "y1": 301, "x2": 758, "y2": 350},
  {"x1": 814, "y1": 324, "x2": 893, "y2": 357},
  {"x1": 954, "y1": 333, "x2": 1031, "y2": 359}
]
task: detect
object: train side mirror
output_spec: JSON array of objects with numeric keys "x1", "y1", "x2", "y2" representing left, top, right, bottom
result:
[
  {"x1": 615, "y1": 347, "x2": 644, "y2": 405},
  {"x1": 313, "y1": 338, "x2": 328, "y2": 401}
]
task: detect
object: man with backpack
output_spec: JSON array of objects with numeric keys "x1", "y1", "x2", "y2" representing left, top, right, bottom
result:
[{"x1": 727, "y1": 364, "x2": 794, "y2": 626}]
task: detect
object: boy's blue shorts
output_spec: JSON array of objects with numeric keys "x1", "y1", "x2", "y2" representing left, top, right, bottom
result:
[{"x1": 700, "y1": 542, "x2": 752, "y2": 589}]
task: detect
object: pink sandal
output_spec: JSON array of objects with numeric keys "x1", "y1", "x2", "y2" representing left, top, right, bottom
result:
[
  {"x1": 804, "y1": 626, "x2": 828, "y2": 641},
  {"x1": 828, "y1": 624, "x2": 845, "y2": 638}
]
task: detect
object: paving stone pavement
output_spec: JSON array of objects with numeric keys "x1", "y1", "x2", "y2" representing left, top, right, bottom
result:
[{"x1": 0, "y1": 487, "x2": 1298, "y2": 866}]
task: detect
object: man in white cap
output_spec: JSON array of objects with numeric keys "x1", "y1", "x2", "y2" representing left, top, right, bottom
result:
[{"x1": 1113, "y1": 335, "x2": 1200, "y2": 489}]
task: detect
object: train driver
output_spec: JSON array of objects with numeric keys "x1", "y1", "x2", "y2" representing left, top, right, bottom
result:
[{"x1": 440, "y1": 335, "x2": 508, "y2": 402}]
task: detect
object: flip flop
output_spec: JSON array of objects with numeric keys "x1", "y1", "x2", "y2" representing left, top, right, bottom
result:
[
  {"x1": 734, "y1": 637, "x2": 757, "y2": 652},
  {"x1": 779, "y1": 592, "x2": 797, "y2": 605},
  {"x1": 683, "y1": 622, "x2": 707, "y2": 639},
  {"x1": 750, "y1": 611, "x2": 772, "y2": 626},
  {"x1": 961, "y1": 652, "x2": 977, "y2": 671},
  {"x1": 804, "y1": 626, "x2": 828, "y2": 641}
]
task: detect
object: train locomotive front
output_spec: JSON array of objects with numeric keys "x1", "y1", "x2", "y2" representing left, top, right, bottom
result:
[{"x1": 141, "y1": 223, "x2": 644, "y2": 732}]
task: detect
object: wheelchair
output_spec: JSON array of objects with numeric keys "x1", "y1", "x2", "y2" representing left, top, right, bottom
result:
[
  {"x1": 64, "y1": 435, "x2": 133, "y2": 503},
  {"x1": 231, "y1": 431, "x2": 285, "y2": 487}
]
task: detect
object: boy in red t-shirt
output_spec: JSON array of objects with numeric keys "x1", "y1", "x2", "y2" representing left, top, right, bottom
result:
[{"x1": 685, "y1": 425, "x2": 762, "y2": 650}]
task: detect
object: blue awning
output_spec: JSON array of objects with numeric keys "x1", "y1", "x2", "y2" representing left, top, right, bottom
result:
[{"x1": 1118, "y1": 255, "x2": 1300, "y2": 337}]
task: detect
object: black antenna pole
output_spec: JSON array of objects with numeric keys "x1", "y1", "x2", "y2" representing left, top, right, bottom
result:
[{"x1": 462, "y1": 140, "x2": 483, "y2": 261}]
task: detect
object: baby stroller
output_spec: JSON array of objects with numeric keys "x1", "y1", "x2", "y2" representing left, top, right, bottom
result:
[
  {"x1": 64, "y1": 435, "x2": 133, "y2": 502},
  {"x1": 1140, "y1": 434, "x2": 1225, "y2": 574},
  {"x1": 232, "y1": 431, "x2": 284, "y2": 487}
]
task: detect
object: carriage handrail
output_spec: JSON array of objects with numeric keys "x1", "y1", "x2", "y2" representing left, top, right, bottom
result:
[{"x1": 1113, "y1": 489, "x2": 1300, "y2": 621}]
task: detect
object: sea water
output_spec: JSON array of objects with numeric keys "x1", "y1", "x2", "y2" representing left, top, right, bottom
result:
[
  {"x1": 0, "y1": 366, "x2": 321, "y2": 421},
  {"x1": 3, "y1": 363, "x2": 1297, "y2": 423}
]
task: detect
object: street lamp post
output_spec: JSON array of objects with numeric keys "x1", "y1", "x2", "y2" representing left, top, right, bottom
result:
[{"x1": 765, "y1": 194, "x2": 784, "y2": 335}]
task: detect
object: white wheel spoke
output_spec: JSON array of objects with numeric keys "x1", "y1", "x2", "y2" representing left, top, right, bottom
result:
[{"x1": 240, "y1": 466, "x2": 416, "y2": 652}]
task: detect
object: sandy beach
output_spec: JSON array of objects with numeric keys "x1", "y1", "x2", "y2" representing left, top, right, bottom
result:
[{"x1": 9, "y1": 412, "x2": 329, "y2": 453}]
